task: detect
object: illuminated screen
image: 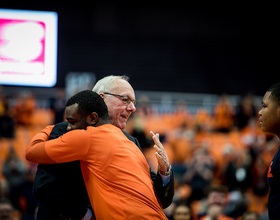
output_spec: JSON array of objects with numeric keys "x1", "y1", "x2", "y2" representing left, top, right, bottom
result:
[{"x1": 0, "y1": 9, "x2": 58, "y2": 87}]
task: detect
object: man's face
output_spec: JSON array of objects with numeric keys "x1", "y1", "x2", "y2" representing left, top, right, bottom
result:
[
  {"x1": 0, "y1": 203, "x2": 14, "y2": 220},
  {"x1": 259, "y1": 91, "x2": 280, "y2": 135},
  {"x1": 173, "y1": 205, "x2": 192, "y2": 220},
  {"x1": 103, "y1": 79, "x2": 136, "y2": 130},
  {"x1": 65, "y1": 103, "x2": 90, "y2": 131},
  {"x1": 207, "y1": 191, "x2": 226, "y2": 208}
]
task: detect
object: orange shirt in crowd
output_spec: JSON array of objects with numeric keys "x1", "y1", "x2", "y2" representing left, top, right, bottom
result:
[
  {"x1": 14, "y1": 95, "x2": 36, "y2": 125},
  {"x1": 214, "y1": 99, "x2": 234, "y2": 130},
  {"x1": 26, "y1": 124, "x2": 168, "y2": 220}
]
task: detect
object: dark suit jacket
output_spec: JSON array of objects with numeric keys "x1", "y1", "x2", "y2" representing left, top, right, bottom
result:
[{"x1": 33, "y1": 121, "x2": 174, "y2": 219}]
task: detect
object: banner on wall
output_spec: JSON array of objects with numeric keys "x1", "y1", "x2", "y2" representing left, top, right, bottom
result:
[{"x1": 0, "y1": 9, "x2": 58, "y2": 87}]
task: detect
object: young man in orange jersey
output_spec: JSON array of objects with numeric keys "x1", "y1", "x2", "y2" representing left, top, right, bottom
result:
[{"x1": 26, "y1": 90, "x2": 168, "y2": 220}]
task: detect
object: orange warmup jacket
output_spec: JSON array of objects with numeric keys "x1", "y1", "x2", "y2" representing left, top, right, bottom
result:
[{"x1": 26, "y1": 124, "x2": 168, "y2": 220}]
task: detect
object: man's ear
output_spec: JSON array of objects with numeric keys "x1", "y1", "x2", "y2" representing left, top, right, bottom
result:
[
  {"x1": 277, "y1": 105, "x2": 280, "y2": 118},
  {"x1": 90, "y1": 112, "x2": 99, "y2": 126},
  {"x1": 99, "y1": 93, "x2": 105, "y2": 99}
]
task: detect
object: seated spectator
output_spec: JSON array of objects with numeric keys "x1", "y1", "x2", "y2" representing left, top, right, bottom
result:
[
  {"x1": 241, "y1": 211, "x2": 260, "y2": 220},
  {"x1": 214, "y1": 94, "x2": 235, "y2": 132},
  {"x1": 195, "y1": 108, "x2": 212, "y2": 133},
  {"x1": 13, "y1": 91, "x2": 36, "y2": 126},
  {"x1": 169, "y1": 121, "x2": 195, "y2": 164},
  {"x1": 130, "y1": 112, "x2": 153, "y2": 150},
  {"x1": 199, "y1": 186, "x2": 234, "y2": 220},
  {"x1": 222, "y1": 150, "x2": 252, "y2": 192},
  {"x1": 9, "y1": 168, "x2": 38, "y2": 220},
  {"x1": 2, "y1": 148, "x2": 26, "y2": 197},
  {"x1": 223, "y1": 189, "x2": 248, "y2": 218},
  {"x1": 0, "y1": 95, "x2": 15, "y2": 139},
  {"x1": 235, "y1": 94, "x2": 257, "y2": 130},
  {"x1": 0, "y1": 198, "x2": 18, "y2": 220},
  {"x1": 250, "y1": 155, "x2": 269, "y2": 196},
  {"x1": 184, "y1": 147, "x2": 215, "y2": 204},
  {"x1": 49, "y1": 88, "x2": 66, "y2": 124},
  {"x1": 171, "y1": 203, "x2": 194, "y2": 220},
  {"x1": 0, "y1": 179, "x2": 9, "y2": 199}
]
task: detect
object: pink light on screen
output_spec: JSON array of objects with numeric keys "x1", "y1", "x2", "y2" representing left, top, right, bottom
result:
[
  {"x1": 0, "y1": 9, "x2": 57, "y2": 87},
  {"x1": 0, "y1": 19, "x2": 46, "y2": 75}
]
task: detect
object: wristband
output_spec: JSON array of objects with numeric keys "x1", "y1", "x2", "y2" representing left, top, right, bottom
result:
[{"x1": 159, "y1": 164, "x2": 172, "y2": 176}]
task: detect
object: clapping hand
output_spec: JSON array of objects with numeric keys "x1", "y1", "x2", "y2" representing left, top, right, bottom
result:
[{"x1": 150, "y1": 131, "x2": 170, "y2": 175}]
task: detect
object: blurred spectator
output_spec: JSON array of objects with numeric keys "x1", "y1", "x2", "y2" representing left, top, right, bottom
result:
[
  {"x1": 0, "y1": 198, "x2": 19, "y2": 220},
  {"x1": 184, "y1": 147, "x2": 215, "y2": 203},
  {"x1": 13, "y1": 91, "x2": 36, "y2": 126},
  {"x1": 136, "y1": 94, "x2": 153, "y2": 117},
  {"x1": 171, "y1": 100, "x2": 192, "y2": 129},
  {"x1": 9, "y1": 168, "x2": 38, "y2": 220},
  {"x1": 214, "y1": 94, "x2": 235, "y2": 132},
  {"x1": 195, "y1": 108, "x2": 212, "y2": 133},
  {"x1": 235, "y1": 94, "x2": 257, "y2": 130},
  {"x1": 250, "y1": 155, "x2": 269, "y2": 196},
  {"x1": 222, "y1": 150, "x2": 252, "y2": 192},
  {"x1": 2, "y1": 149, "x2": 26, "y2": 197},
  {"x1": 223, "y1": 189, "x2": 248, "y2": 218},
  {"x1": 0, "y1": 95, "x2": 15, "y2": 139},
  {"x1": 169, "y1": 121, "x2": 195, "y2": 164},
  {"x1": 49, "y1": 88, "x2": 66, "y2": 124},
  {"x1": 199, "y1": 186, "x2": 234, "y2": 220},
  {"x1": 241, "y1": 211, "x2": 260, "y2": 220},
  {"x1": 130, "y1": 112, "x2": 153, "y2": 150},
  {"x1": 241, "y1": 120, "x2": 266, "y2": 164},
  {"x1": 0, "y1": 180, "x2": 9, "y2": 199},
  {"x1": 125, "y1": 95, "x2": 153, "y2": 149},
  {"x1": 171, "y1": 203, "x2": 194, "y2": 220}
]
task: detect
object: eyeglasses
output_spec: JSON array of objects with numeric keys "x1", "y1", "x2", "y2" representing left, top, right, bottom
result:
[{"x1": 104, "y1": 92, "x2": 136, "y2": 106}]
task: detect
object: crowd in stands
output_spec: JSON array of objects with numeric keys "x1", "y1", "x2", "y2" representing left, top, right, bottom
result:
[
  {"x1": 125, "y1": 93, "x2": 272, "y2": 220},
  {"x1": 0, "y1": 86, "x2": 275, "y2": 219},
  {"x1": 0, "y1": 86, "x2": 53, "y2": 220}
]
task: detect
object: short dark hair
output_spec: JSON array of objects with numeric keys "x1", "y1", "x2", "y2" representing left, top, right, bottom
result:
[
  {"x1": 205, "y1": 185, "x2": 227, "y2": 197},
  {"x1": 267, "y1": 83, "x2": 280, "y2": 105},
  {"x1": 66, "y1": 90, "x2": 109, "y2": 119}
]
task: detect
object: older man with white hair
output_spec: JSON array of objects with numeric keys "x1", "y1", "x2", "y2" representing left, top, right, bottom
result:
[{"x1": 33, "y1": 75, "x2": 174, "y2": 220}]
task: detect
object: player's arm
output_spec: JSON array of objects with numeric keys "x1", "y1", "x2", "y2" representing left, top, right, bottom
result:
[
  {"x1": 26, "y1": 126, "x2": 90, "y2": 164},
  {"x1": 26, "y1": 125, "x2": 56, "y2": 163}
]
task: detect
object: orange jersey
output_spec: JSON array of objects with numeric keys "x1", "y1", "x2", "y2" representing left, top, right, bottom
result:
[{"x1": 26, "y1": 124, "x2": 167, "y2": 220}]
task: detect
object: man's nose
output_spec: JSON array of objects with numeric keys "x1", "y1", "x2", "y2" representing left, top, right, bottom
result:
[{"x1": 127, "y1": 102, "x2": 136, "y2": 112}]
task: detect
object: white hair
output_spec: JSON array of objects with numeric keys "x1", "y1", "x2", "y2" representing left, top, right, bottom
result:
[{"x1": 92, "y1": 75, "x2": 130, "y2": 93}]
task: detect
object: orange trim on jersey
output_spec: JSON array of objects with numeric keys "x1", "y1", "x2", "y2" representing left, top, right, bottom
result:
[{"x1": 267, "y1": 161, "x2": 273, "y2": 178}]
